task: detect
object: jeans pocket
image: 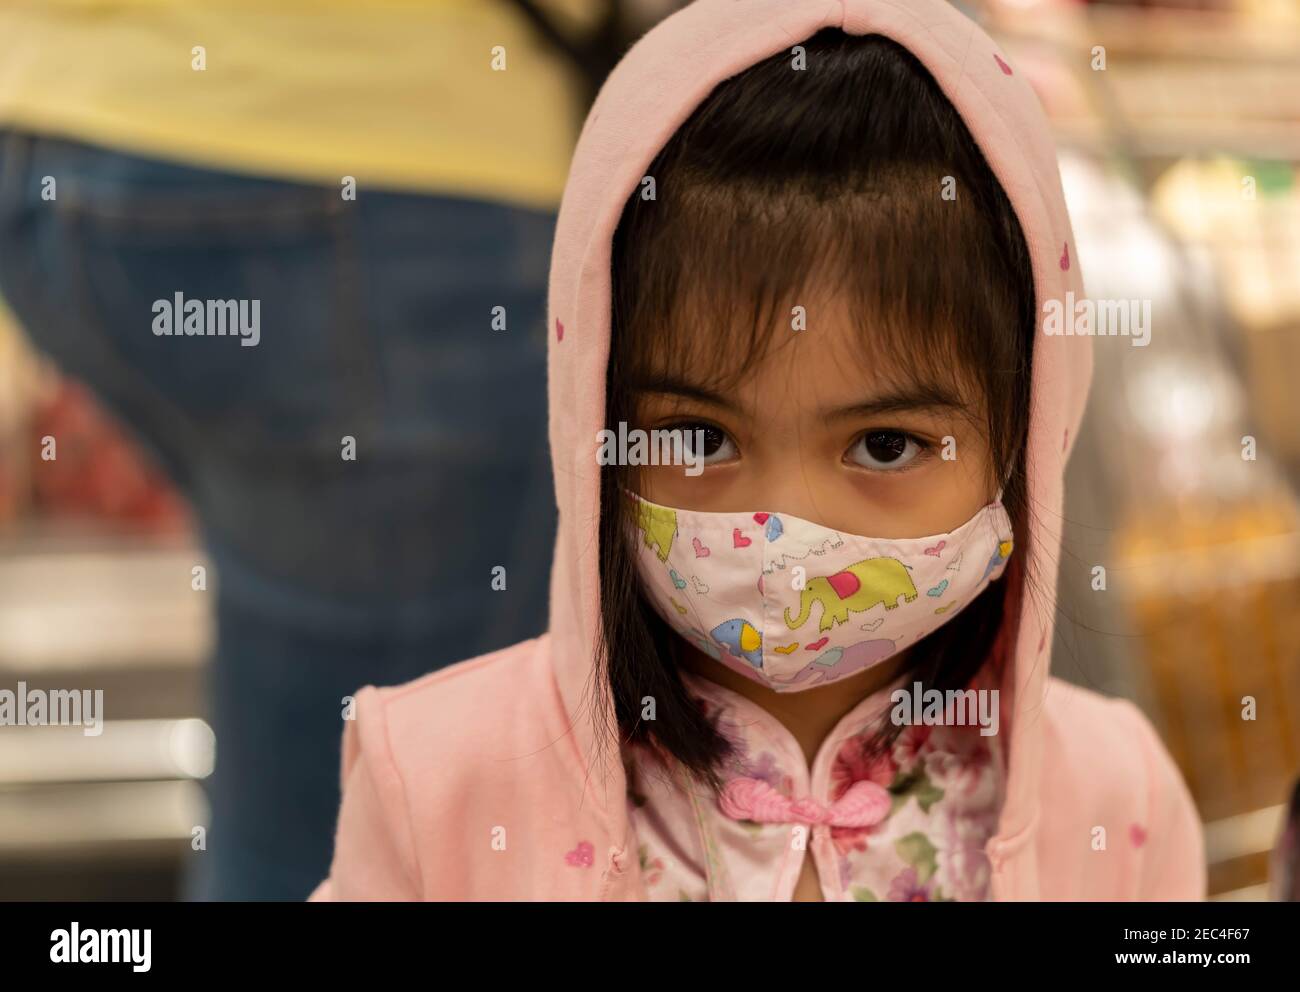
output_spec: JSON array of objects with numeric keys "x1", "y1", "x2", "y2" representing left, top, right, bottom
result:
[{"x1": 51, "y1": 162, "x2": 371, "y2": 454}]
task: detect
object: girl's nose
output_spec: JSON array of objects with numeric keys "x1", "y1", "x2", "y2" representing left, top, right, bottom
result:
[{"x1": 752, "y1": 469, "x2": 837, "y2": 528}]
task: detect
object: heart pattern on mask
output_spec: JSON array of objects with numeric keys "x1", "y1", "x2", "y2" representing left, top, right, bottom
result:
[{"x1": 627, "y1": 491, "x2": 1014, "y2": 693}]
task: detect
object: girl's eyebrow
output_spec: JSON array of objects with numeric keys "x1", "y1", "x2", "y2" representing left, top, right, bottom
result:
[
  {"x1": 823, "y1": 385, "x2": 967, "y2": 420},
  {"x1": 627, "y1": 373, "x2": 744, "y2": 414}
]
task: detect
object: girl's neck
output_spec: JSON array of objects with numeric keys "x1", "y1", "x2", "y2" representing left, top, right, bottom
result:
[{"x1": 679, "y1": 645, "x2": 912, "y2": 766}]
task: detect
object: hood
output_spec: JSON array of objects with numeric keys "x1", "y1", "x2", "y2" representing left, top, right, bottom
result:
[{"x1": 545, "y1": 0, "x2": 1091, "y2": 876}]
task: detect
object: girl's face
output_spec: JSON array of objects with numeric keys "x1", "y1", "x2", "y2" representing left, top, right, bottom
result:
[{"x1": 632, "y1": 296, "x2": 997, "y2": 539}]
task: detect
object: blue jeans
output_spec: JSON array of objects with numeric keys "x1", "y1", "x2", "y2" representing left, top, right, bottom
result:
[{"x1": 0, "y1": 131, "x2": 557, "y2": 899}]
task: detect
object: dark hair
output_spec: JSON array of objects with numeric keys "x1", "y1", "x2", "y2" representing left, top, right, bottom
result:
[{"x1": 598, "y1": 30, "x2": 1035, "y2": 789}]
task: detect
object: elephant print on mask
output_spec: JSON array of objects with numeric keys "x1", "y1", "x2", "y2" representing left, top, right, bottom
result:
[
  {"x1": 711, "y1": 619, "x2": 763, "y2": 669},
  {"x1": 626, "y1": 491, "x2": 1014, "y2": 694},
  {"x1": 785, "y1": 558, "x2": 919, "y2": 633},
  {"x1": 980, "y1": 540, "x2": 1014, "y2": 582},
  {"x1": 635, "y1": 499, "x2": 678, "y2": 563},
  {"x1": 771, "y1": 638, "x2": 898, "y2": 688}
]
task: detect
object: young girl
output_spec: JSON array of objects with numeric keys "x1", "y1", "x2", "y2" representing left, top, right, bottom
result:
[{"x1": 311, "y1": 0, "x2": 1204, "y2": 902}]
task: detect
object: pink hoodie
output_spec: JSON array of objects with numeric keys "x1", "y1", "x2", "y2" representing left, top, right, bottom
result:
[{"x1": 311, "y1": 0, "x2": 1205, "y2": 901}]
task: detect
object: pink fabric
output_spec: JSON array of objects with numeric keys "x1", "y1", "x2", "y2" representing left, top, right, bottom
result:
[
  {"x1": 720, "y1": 778, "x2": 892, "y2": 828},
  {"x1": 310, "y1": 0, "x2": 1205, "y2": 902},
  {"x1": 627, "y1": 490, "x2": 1014, "y2": 691},
  {"x1": 626, "y1": 670, "x2": 1006, "y2": 901}
]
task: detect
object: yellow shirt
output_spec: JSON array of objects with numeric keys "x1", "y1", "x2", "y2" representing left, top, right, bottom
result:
[{"x1": 0, "y1": 0, "x2": 594, "y2": 210}]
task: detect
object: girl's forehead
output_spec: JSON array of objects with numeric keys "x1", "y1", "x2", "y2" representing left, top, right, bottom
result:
[{"x1": 636, "y1": 289, "x2": 980, "y2": 417}]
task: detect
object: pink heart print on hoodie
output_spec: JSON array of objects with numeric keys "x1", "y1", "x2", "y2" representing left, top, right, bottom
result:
[{"x1": 630, "y1": 493, "x2": 1014, "y2": 691}]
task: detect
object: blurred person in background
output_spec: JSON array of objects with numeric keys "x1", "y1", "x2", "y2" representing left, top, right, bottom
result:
[{"x1": 0, "y1": 0, "x2": 661, "y2": 900}]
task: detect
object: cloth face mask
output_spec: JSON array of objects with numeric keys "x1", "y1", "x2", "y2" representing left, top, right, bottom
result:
[{"x1": 628, "y1": 492, "x2": 1014, "y2": 693}]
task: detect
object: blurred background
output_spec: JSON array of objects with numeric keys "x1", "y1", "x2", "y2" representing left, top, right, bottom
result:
[{"x1": 0, "y1": 0, "x2": 1297, "y2": 901}]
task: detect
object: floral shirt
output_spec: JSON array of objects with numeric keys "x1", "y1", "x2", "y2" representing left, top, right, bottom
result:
[{"x1": 623, "y1": 671, "x2": 1006, "y2": 902}]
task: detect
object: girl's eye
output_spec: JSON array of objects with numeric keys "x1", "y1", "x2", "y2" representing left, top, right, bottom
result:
[
  {"x1": 676, "y1": 423, "x2": 737, "y2": 465},
  {"x1": 846, "y1": 430, "x2": 925, "y2": 471}
]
